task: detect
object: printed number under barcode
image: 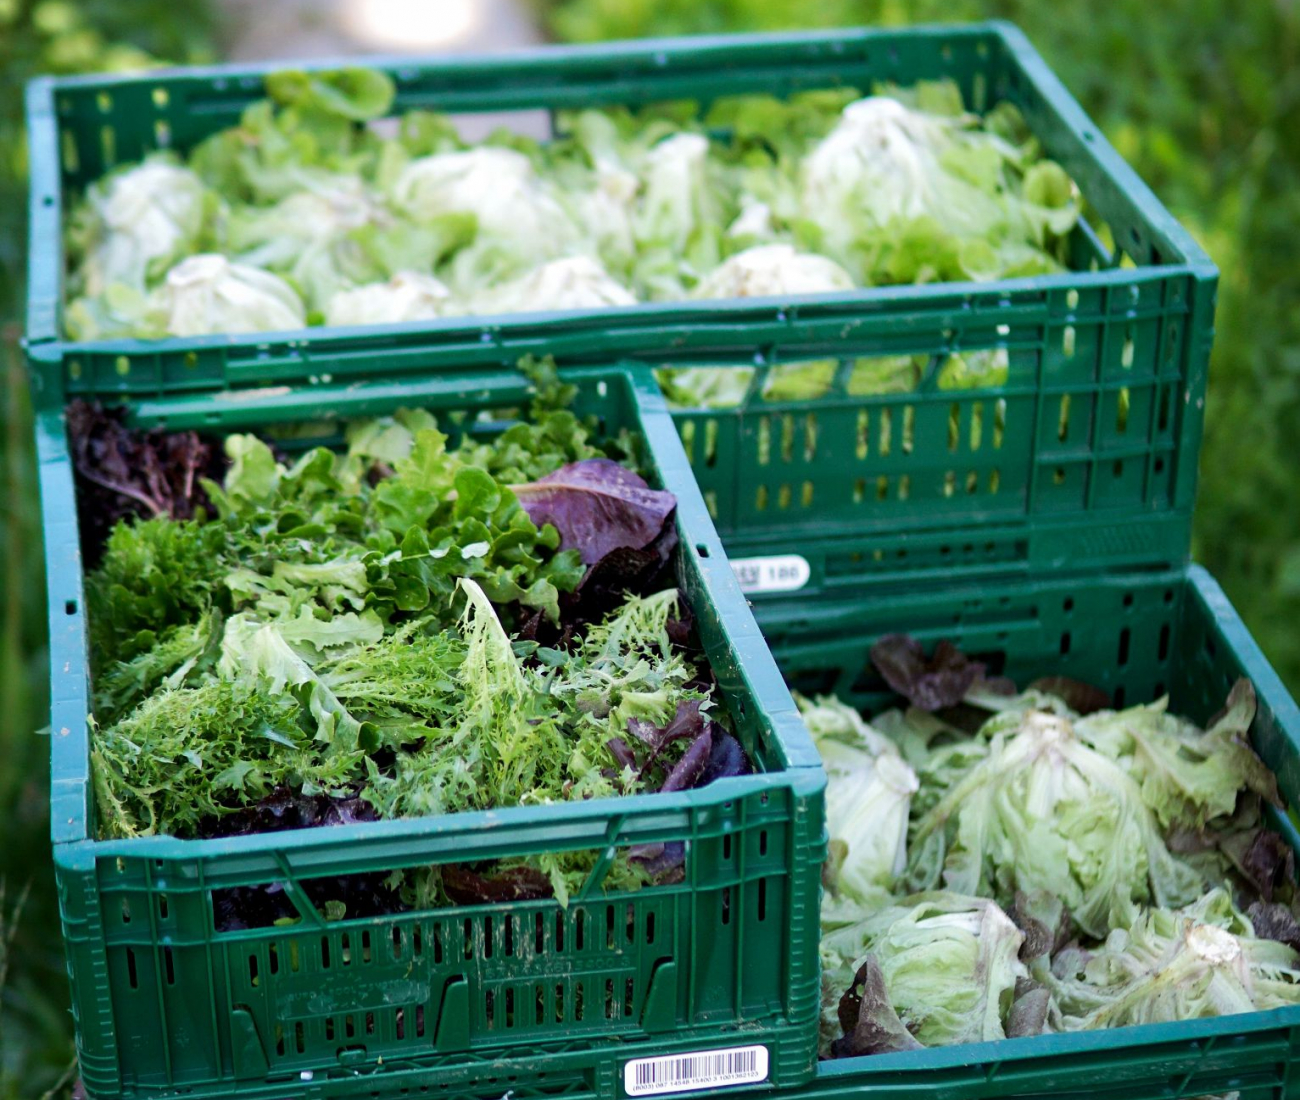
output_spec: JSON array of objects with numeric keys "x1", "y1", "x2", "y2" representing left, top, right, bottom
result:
[
  {"x1": 623, "y1": 1046, "x2": 769, "y2": 1095},
  {"x1": 635, "y1": 1049, "x2": 756, "y2": 1087}
]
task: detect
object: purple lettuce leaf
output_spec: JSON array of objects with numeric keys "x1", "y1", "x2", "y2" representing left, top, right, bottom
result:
[
  {"x1": 67, "y1": 399, "x2": 224, "y2": 565},
  {"x1": 700, "y1": 731, "x2": 751, "y2": 785},
  {"x1": 1248, "y1": 900, "x2": 1300, "y2": 950},
  {"x1": 198, "y1": 787, "x2": 378, "y2": 838},
  {"x1": 1006, "y1": 979, "x2": 1051, "y2": 1038},
  {"x1": 630, "y1": 840, "x2": 687, "y2": 881},
  {"x1": 661, "y1": 725, "x2": 714, "y2": 792},
  {"x1": 1028, "y1": 676, "x2": 1112, "y2": 715},
  {"x1": 514, "y1": 458, "x2": 676, "y2": 565},
  {"x1": 440, "y1": 864, "x2": 554, "y2": 905},
  {"x1": 870, "y1": 634, "x2": 985, "y2": 711},
  {"x1": 606, "y1": 736, "x2": 638, "y2": 772}
]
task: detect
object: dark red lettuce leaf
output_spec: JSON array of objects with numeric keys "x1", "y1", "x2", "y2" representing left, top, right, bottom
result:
[
  {"x1": 606, "y1": 736, "x2": 638, "y2": 772},
  {"x1": 515, "y1": 524, "x2": 678, "y2": 650},
  {"x1": 630, "y1": 841, "x2": 687, "y2": 882},
  {"x1": 1248, "y1": 901, "x2": 1300, "y2": 950},
  {"x1": 661, "y1": 725, "x2": 714, "y2": 792},
  {"x1": 700, "y1": 731, "x2": 751, "y2": 785},
  {"x1": 1230, "y1": 829, "x2": 1296, "y2": 903},
  {"x1": 1029, "y1": 676, "x2": 1112, "y2": 715},
  {"x1": 1010, "y1": 890, "x2": 1071, "y2": 963},
  {"x1": 832, "y1": 956, "x2": 922, "y2": 1058},
  {"x1": 213, "y1": 872, "x2": 404, "y2": 932},
  {"x1": 620, "y1": 702, "x2": 750, "y2": 796},
  {"x1": 1006, "y1": 979, "x2": 1051, "y2": 1038},
  {"x1": 67, "y1": 399, "x2": 223, "y2": 565},
  {"x1": 628, "y1": 699, "x2": 704, "y2": 750},
  {"x1": 515, "y1": 458, "x2": 676, "y2": 565},
  {"x1": 440, "y1": 864, "x2": 553, "y2": 905},
  {"x1": 870, "y1": 635, "x2": 985, "y2": 711},
  {"x1": 199, "y1": 787, "x2": 378, "y2": 837}
]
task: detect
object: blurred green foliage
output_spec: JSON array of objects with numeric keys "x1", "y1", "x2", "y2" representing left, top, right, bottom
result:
[
  {"x1": 0, "y1": 3, "x2": 215, "y2": 1095},
  {"x1": 534, "y1": 0, "x2": 1300, "y2": 692}
]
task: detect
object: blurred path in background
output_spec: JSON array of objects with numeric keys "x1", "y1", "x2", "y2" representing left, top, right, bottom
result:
[{"x1": 219, "y1": 0, "x2": 548, "y2": 137}]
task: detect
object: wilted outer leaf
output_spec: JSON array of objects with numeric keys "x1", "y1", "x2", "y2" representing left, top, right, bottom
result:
[
  {"x1": 1028, "y1": 676, "x2": 1111, "y2": 715},
  {"x1": 833, "y1": 956, "x2": 924, "y2": 1058},
  {"x1": 1077, "y1": 679, "x2": 1279, "y2": 830},
  {"x1": 514, "y1": 458, "x2": 676, "y2": 565}
]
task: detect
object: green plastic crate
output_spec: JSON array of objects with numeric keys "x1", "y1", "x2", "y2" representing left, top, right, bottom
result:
[
  {"x1": 33, "y1": 360, "x2": 826, "y2": 1100},
  {"x1": 24, "y1": 23, "x2": 1211, "y2": 462},
  {"x1": 667, "y1": 258, "x2": 1213, "y2": 598},
  {"x1": 753, "y1": 564, "x2": 1300, "y2": 1100}
]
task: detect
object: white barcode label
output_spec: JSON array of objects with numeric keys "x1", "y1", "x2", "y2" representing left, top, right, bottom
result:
[
  {"x1": 731, "y1": 555, "x2": 811, "y2": 595},
  {"x1": 623, "y1": 1045, "x2": 769, "y2": 1096}
]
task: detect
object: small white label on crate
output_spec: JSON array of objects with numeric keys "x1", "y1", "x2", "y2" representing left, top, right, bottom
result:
[
  {"x1": 623, "y1": 1045, "x2": 769, "y2": 1096},
  {"x1": 730, "y1": 554, "x2": 811, "y2": 595}
]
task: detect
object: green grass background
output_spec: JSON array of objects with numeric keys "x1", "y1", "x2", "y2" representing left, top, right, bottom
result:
[{"x1": 1, "y1": 0, "x2": 1296, "y2": 1091}]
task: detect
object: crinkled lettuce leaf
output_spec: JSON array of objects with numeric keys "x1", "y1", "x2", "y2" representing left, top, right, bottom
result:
[
  {"x1": 907, "y1": 709, "x2": 1206, "y2": 937},
  {"x1": 1041, "y1": 888, "x2": 1300, "y2": 1029},
  {"x1": 822, "y1": 892, "x2": 1028, "y2": 1053},
  {"x1": 800, "y1": 693, "x2": 919, "y2": 901}
]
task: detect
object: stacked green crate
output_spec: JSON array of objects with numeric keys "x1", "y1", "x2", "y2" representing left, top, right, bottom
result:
[
  {"x1": 23, "y1": 19, "x2": 1300, "y2": 1100},
  {"x1": 27, "y1": 354, "x2": 826, "y2": 1100}
]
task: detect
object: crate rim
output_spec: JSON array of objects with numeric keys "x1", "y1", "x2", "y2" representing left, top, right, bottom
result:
[
  {"x1": 41, "y1": 361, "x2": 824, "y2": 859},
  {"x1": 817, "y1": 1000, "x2": 1300, "y2": 1077},
  {"x1": 19, "y1": 22, "x2": 1114, "y2": 93},
  {"x1": 24, "y1": 20, "x2": 1216, "y2": 354},
  {"x1": 23, "y1": 262, "x2": 1210, "y2": 357}
]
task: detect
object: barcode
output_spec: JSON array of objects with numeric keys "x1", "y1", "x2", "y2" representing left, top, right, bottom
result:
[{"x1": 623, "y1": 1045, "x2": 769, "y2": 1096}]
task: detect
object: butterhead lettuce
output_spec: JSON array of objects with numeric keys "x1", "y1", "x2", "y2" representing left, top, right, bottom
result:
[
  {"x1": 799, "y1": 694, "x2": 918, "y2": 901},
  {"x1": 822, "y1": 892, "x2": 1028, "y2": 1053},
  {"x1": 1041, "y1": 889, "x2": 1300, "y2": 1029},
  {"x1": 907, "y1": 709, "x2": 1206, "y2": 938}
]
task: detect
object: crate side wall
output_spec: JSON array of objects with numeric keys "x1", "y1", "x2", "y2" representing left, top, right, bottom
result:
[{"x1": 679, "y1": 267, "x2": 1206, "y2": 584}]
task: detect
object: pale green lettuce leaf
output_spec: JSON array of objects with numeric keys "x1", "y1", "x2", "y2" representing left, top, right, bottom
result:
[
  {"x1": 325, "y1": 271, "x2": 452, "y2": 327},
  {"x1": 1075, "y1": 680, "x2": 1279, "y2": 830},
  {"x1": 1041, "y1": 888, "x2": 1300, "y2": 1029},
  {"x1": 463, "y1": 256, "x2": 635, "y2": 316},
  {"x1": 148, "y1": 254, "x2": 305, "y2": 337},
  {"x1": 67, "y1": 155, "x2": 214, "y2": 296},
  {"x1": 907, "y1": 709, "x2": 1206, "y2": 937},
  {"x1": 691, "y1": 242, "x2": 854, "y2": 300},
  {"x1": 822, "y1": 892, "x2": 1027, "y2": 1050},
  {"x1": 800, "y1": 693, "x2": 919, "y2": 900}
]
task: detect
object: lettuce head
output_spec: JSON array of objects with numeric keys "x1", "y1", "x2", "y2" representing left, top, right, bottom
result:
[
  {"x1": 822, "y1": 892, "x2": 1028, "y2": 1053},
  {"x1": 691, "y1": 243, "x2": 854, "y2": 300},
  {"x1": 465, "y1": 256, "x2": 636, "y2": 315},
  {"x1": 908, "y1": 708, "x2": 1206, "y2": 938},
  {"x1": 1042, "y1": 888, "x2": 1300, "y2": 1030},
  {"x1": 800, "y1": 694, "x2": 919, "y2": 901},
  {"x1": 325, "y1": 271, "x2": 452, "y2": 327},
  {"x1": 152, "y1": 254, "x2": 306, "y2": 337},
  {"x1": 68, "y1": 157, "x2": 213, "y2": 297},
  {"x1": 391, "y1": 147, "x2": 578, "y2": 281}
]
